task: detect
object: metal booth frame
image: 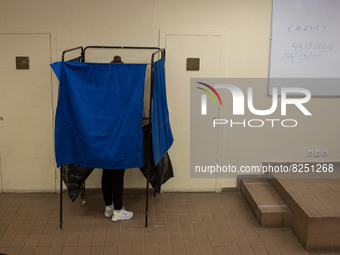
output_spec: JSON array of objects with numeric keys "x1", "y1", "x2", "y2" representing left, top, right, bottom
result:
[{"x1": 59, "y1": 46, "x2": 166, "y2": 228}]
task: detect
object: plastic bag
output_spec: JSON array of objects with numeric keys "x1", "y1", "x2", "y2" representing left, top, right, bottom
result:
[
  {"x1": 140, "y1": 124, "x2": 174, "y2": 194},
  {"x1": 61, "y1": 164, "x2": 94, "y2": 202}
]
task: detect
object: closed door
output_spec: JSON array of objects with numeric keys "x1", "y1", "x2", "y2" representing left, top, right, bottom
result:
[
  {"x1": 0, "y1": 33, "x2": 55, "y2": 192},
  {"x1": 162, "y1": 31, "x2": 227, "y2": 191}
]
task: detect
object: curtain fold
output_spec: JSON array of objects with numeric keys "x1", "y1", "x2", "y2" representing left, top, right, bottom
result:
[
  {"x1": 152, "y1": 58, "x2": 174, "y2": 165},
  {"x1": 51, "y1": 62, "x2": 146, "y2": 169}
]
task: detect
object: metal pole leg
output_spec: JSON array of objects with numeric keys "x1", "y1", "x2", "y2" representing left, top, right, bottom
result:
[{"x1": 60, "y1": 167, "x2": 63, "y2": 229}]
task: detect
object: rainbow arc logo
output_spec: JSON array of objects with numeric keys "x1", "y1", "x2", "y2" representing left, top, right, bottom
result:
[
  {"x1": 196, "y1": 82, "x2": 222, "y2": 115},
  {"x1": 196, "y1": 82, "x2": 222, "y2": 106}
]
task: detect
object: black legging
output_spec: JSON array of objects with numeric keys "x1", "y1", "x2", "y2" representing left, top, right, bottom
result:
[{"x1": 101, "y1": 169, "x2": 125, "y2": 210}]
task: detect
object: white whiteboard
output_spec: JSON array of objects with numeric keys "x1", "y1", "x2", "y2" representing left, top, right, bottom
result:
[{"x1": 269, "y1": 0, "x2": 340, "y2": 96}]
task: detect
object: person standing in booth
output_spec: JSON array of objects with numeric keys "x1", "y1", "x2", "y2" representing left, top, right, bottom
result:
[{"x1": 101, "y1": 55, "x2": 133, "y2": 222}]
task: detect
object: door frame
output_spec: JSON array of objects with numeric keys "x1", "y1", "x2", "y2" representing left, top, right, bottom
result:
[
  {"x1": 159, "y1": 29, "x2": 232, "y2": 192},
  {"x1": 0, "y1": 32, "x2": 57, "y2": 192},
  {"x1": 159, "y1": 28, "x2": 228, "y2": 77}
]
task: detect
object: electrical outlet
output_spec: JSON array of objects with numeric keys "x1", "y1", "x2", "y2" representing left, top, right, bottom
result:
[
  {"x1": 307, "y1": 149, "x2": 314, "y2": 157},
  {"x1": 321, "y1": 149, "x2": 328, "y2": 157},
  {"x1": 314, "y1": 149, "x2": 321, "y2": 157}
]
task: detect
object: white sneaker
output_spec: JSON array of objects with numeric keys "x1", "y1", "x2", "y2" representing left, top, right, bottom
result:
[
  {"x1": 111, "y1": 208, "x2": 133, "y2": 222},
  {"x1": 104, "y1": 205, "x2": 114, "y2": 218}
]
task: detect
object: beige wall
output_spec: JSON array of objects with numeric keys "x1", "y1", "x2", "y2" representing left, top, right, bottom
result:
[{"x1": 0, "y1": 0, "x2": 339, "y2": 192}]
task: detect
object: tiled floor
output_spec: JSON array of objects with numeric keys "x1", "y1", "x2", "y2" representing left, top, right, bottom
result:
[{"x1": 0, "y1": 190, "x2": 339, "y2": 255}]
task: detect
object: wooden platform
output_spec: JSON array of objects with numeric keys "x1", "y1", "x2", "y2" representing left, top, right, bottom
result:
[{"x1": 240, "y1": 176, "x2": 340, "y2": 251}]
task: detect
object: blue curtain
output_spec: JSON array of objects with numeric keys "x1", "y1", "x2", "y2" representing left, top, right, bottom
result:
[
  {"x1": 51, "y1": 62, "x2": 147, "y2": 169},
  {"x1": 152, "y1": 58, "x2": 174, "y2": 165}
]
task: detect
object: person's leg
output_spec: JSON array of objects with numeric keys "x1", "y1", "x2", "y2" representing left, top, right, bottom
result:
[
  {"x1": 102, "y1": 169, "x2": 114, "y2": 206},
  {"x1": 102, "y1": 169, "x2": 114, "y2": 217},
  {"x1": 111, "y1": 169, "x2": 133, "y2": 221},
  {"x1": 111, "y1": 169, "x2": 125, "y2": 210}
]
